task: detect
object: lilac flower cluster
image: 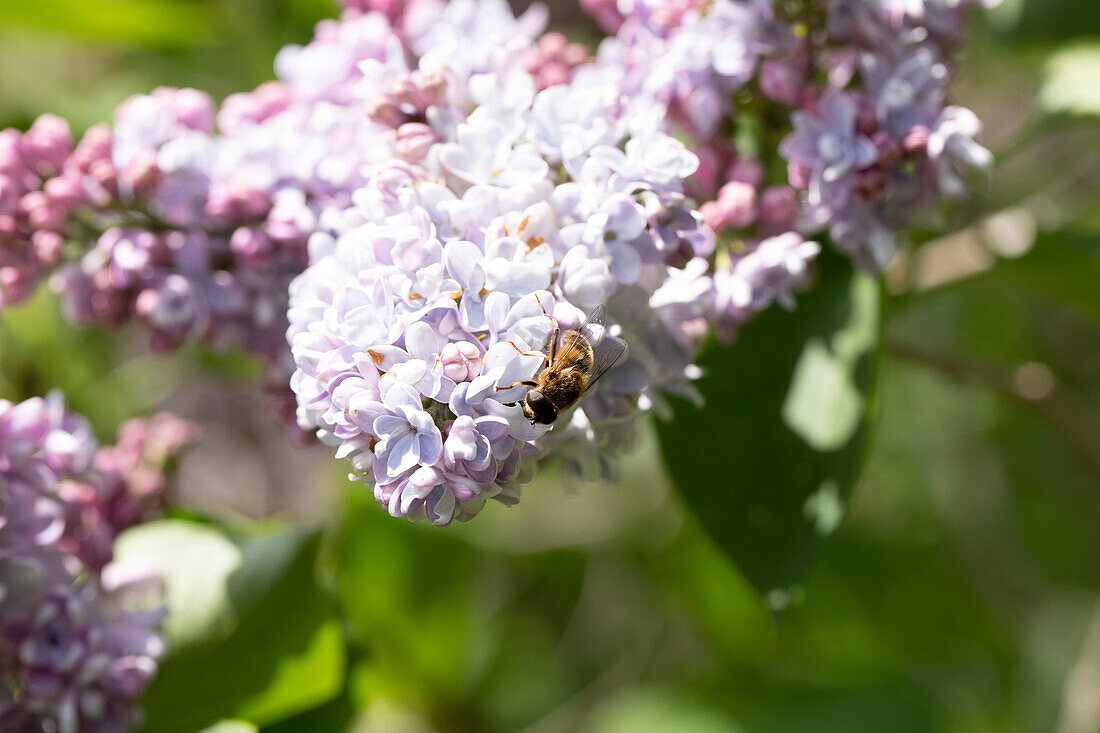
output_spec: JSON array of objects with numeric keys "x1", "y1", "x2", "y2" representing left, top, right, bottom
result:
[
  {"x1": 0, "y1": 394, "x2": 195, "y2": 732},
  {"x1": 0, "y1": 0, "x2": 995, "y2": 526},
  {"x1": 288, "y1": 0, "x2": 719, "y2": 524},
  {"x1": 585, "y1": 0, "x2": 995, "y2": 276},
  {"x1": 0, "y1": 116, "x2": 115, "y2": 309}
]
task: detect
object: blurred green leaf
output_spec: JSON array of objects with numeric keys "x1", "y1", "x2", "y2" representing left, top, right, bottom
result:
[
  {"x1": 0, "y1": 289, "x2": 176, "y2": 438},
  {"x1": 199, "y1": 722, "x2": 259, "y2": 733},
  {"x1": 998, "y1": 230, "x2": 1100, "y2": 324},
  {"x1": 1000, "y1": 0, "x2": 1100, "y2": 45},
  {"x1": 0, "y1": 0, "x2": 217, "y2": 46},
  {"x1": 116, "y1": 521, "x2": 345, "y2": 732},
  {"x1": 655, "y1": 251, "x2": 881, "y2": 602},
  {"x1": 587, "y1": 687, "x2": 743, "y2": 733},
  {"x1": 639, "y1": 520, "x2": 773, "y2": 658},
  {"x1": 260, "y1": 692, "x2": 356, "y2": 733},
  {"x1": 328, "y1": 491, "x2": 477, "y2": 701},
  {"x1": 1040, "y1": 44, "x2": 1100, "y2": 117},
  {"x1": 740, "y1": 685, "x2": 940, "y2": 733}
]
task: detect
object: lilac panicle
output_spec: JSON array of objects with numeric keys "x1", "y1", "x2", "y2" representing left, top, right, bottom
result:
[
  {"x1": 1, "y1": 394, "x2": 194, "y2": 732},
  {"x1": 0, "y1": 0, "x2": 994, "y2": 524},
  {"x1": 286, "y1": 0, "x2": 719, "y2": 525}
]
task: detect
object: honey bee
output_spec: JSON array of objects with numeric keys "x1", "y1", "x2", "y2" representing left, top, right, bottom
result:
[{"x1": 497, "y1": 300, "x2": 627, "y2": 425}]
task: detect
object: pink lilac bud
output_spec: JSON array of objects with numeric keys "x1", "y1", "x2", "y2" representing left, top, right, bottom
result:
[
  {"x1": 395, "y1": 122, "x2": 437, "y2": 163},
  {"x1": 390, "y1": 76, "x2": 425, "y2": 110},
  {"x1": 266, "y1": 194, "x2": 316, "y2": 246},
  {"x1": 903, "y1": 124, "x2": 930, "y2": 153},
  {"x1": 89, "y1": 158, "x2": 119, "y2": 197},
  {"x1": 365, "y1": 95, "x2": 404, "y2": 127},
  {"x1": 759, "y1": 58, "x2": 804, "y2": 106},
  {"x1": 20, "y1": 114, "x2": 72, "y2": 177},
  {"x1": 338, "y1": 0, "x2": 406, "y2": 21},
  {"x1": 93, "y1": 412, "x2": 199, "y2": 532},
  {"x1": 526, "y1": 32, "x2": 591, "y2": 90},
  {"x1": 43, "y1": 173, "x2": 87, "y2": 209},
  {"x1": 701, "y1": 180, "x2": 757, "y2": 231},
  {"x1": 217, "y1": 81, "x2": 292, "y2": 134},
  {"x1": 229, "y1": 226, "x2": 275, "y2": 267},
  {"x1": 0, "y1": 128, "x2": 24, "y2": 177},
  {"x1": 580, "y1": 0, "x2": 624, "y2": 33},
  {"x1": 726, "y1": 158, "x2": 765, "y2": 189},
  {"x1": 69, "y1": 125, "x2": 113, "y2": 174},
  {"x1": 787, "y1": 161, "x2": 812, "y2": 190},
  {"x1": 0, "y1": 265, "x2": 35, "y2": 306},
  {"x1": 440, "y1": 340, "x2": 482, "y2": 382},
  {"x1": 419, "y1": 72, "x2": 447, "y2": 107},
  {"x1": 21, "y1": 191, "x2": 68, "y2": 231},
  {"x1": 152, "y1": 86, "x2": 216, "y2": 133},
  {"x1": 758, "y1": 185, "x2": 798, "y2": 228},
  {"x1": 121, "y1": 152, "x2": 161, "y2": 198},
  {"x1": 30, "y1": 231, "x2": 63, "y2": 267},
  {"x1": 205, "y1": 183, "x2": 271, "y2": 222}
]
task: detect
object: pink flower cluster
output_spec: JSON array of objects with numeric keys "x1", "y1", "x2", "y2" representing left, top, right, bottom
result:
[
  {"x1": 0, "y1": 116, "x2": 115, "y2": 308},
  {"x1": 0, "y1": 394, "x2": 196, "y2": 732}
]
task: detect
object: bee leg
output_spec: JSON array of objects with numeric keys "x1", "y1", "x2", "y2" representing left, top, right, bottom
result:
[
  {"x1": 507, "y1": 340, "x2": 550, "y2": 366},
  {"x1": 495, "y1": 380, "x2": 538, "y2": 392},
  {"x1": 533, "y1": 294, "x2": 559, "y2": 362}
]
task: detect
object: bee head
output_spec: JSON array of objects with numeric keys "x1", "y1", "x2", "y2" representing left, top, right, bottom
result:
[{"x1": 522, "y1": 389, "x2": 557, "y2": 424}]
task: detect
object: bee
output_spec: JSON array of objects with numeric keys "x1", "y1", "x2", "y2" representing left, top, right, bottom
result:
[{"x1": 498, "y1": 300, "x2": 627, "y2": 425}]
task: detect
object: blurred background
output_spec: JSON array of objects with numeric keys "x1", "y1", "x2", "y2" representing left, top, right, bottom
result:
[{"x1": 2, "y1": 1, "x2": 1100, "y2": 731}]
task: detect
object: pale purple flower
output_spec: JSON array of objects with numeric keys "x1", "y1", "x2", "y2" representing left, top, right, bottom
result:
[
  {"x1": 708, "y1": 233, "x2": 821, "y2": 340},
  {"x1": 780, "y1": 88, "x2": 878, "y2": 210},
  {"x1": 443, "y1": 414, "x2": 511, "y2": 484},
  {"x1": 0, "y1": 395, "x2": 190, "y2": 732},
  {"x1": 927, "y1": 105, "x2": 993, "y2": 199},
  {"x1": 361, "y1": 382, "x2": 443, "y2": 479},
  {"x1": 860, "y1": 47, "x2": 948, "y2": 137}
]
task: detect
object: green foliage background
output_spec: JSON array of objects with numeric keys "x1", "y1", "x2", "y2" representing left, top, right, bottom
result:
[{"x1": 2, "y1": 1, "x2": 1100, "y2": 731}]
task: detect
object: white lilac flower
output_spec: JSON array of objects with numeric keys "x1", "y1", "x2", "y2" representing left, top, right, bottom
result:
[{"x1": 287, "y1": 1, "x2": 716, "y2": 525}]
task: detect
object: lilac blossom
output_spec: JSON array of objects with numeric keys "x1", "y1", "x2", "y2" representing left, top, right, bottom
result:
[
  {"x1": 1, "y1": 394, "x2": 193, "y2": 731},
  {"x1": 708, "y1": 233, "x2": 822, "y2": 341},
  {"x1": 0, "y1": 0, "x2": 995, "y2": 527},
  {"x1": 581, "y1": 0, "x2": 992, "y2": 272},
  {"x1": 780, "y1": 89, "x2": 879, "y2": 210},
  {"x1": 286, "y1": 0, "x2": 718, "y2": 524}
]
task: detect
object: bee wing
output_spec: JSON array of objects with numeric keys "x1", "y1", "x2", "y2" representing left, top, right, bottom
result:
[
  {"x1": 575, "y1": 303, "x2": 609, "y2": 351},
  {"x1": 583, "y1": 336, "x2": 627, "y2": 392},
  {"x1": 550, "y1": 303, "x2": 609, "y2": 367}
]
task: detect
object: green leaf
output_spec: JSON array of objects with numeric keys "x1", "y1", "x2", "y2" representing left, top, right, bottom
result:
[
  {"x1": 655, "y1": 251, "x2": 882, "y2": 604},
  {"x1": 0, "y1": 0, "x2": 216, "y2": 47},
  {"x1": 588, "y1": 687, "x2": 744, "y2": 733},
  {"x1": 199, "y1": 722, "x2": 259, "y2": 733},
  {"x1": 998, "y1": 230, "x2": 1100, "y2": 324},
  {"x1": 639, "y1": 520, "x2": 774, "y2": 658},
  {"x1": 1040, "y1": 44, "x2": 1100, "y2": 117},
  {"x1": 327, "y1": 491, "x2": 476, "y2": 700},
  {"x1": 115, "y1": 521, "x2": 345, "y2": 732}
]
